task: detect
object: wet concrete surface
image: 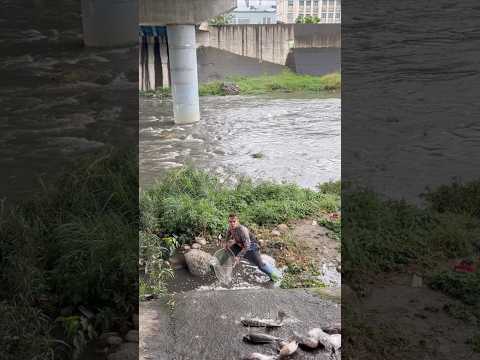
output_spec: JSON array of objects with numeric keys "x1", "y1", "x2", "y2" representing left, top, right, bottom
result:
[{"x1": 141, "y1": 288, "x2": 341, "y2": 360}]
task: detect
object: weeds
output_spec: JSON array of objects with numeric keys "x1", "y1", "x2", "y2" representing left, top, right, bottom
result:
[
  {"x1": 140, "y1": 71, "x2": 341, "y2": 98},
  {"x1": 140, "y1": 167, "x2": 340, "y2": 239},
  {"x1": 0, "y1": 149, "x2": 138, "y2": 359}
]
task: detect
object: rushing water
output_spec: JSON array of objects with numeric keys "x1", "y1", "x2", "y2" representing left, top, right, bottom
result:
[{"x1": 140, "y1": 94, "x2": 341, "y2": 189}]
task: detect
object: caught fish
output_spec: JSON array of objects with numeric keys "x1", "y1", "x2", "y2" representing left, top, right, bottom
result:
[
  {"x1": 307, "y1": 328, "x2": 339, "y2": 351},
  {"x1": 299, "y1": 336, "x2": 319, "y2": 349},
  {"x1": 241, "y1": 311, "x2": 286, "y2": 328},
  {"x1": 278, "y1": 338, "x2": 298, "y2": 358},
  {"x1": 329, "y1": 334, "x2": 341, "y2": 350},
  {"x1": 243, "y1": 332, "x2": 282, "y2": 344},
  {"x1": 242, "y1": 353, "x2": 279, "y2": 360},
  {"x1": 322, "y1": 323, "x2": 342, "y2": 334}
]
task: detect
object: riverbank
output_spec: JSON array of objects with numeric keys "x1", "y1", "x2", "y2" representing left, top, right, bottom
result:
[
  {"x1": 139, "y1": 71, "x2": 341, "y2": 98},
  {"x1": 343, "y1": 181, "x2": 480, "y2": 358},
  {"x1": 1, "y1": 150, "x2": 138, "y2": 360},
  {"x1": 140, "y1": 167, "x2": 341, "y2": 296}
]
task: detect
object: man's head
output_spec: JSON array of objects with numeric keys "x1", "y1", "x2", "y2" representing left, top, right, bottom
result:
[{"x1": 228, "y1": 213, "x2": 239, "y2": 229}]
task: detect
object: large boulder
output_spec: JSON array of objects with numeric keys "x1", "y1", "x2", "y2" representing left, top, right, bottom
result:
[{"x1": 184, "y1": 249, "x2": 214, "y2": 276}]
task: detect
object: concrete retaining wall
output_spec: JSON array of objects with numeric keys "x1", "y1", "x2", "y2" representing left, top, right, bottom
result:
[{"x1": 206, "y1": 24, "x2": 340, "y2": 65}]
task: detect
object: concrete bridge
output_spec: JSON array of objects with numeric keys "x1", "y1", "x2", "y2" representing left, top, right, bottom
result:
[{"x1": 139, "y1": 24, "x2": 341, "y2": 91}]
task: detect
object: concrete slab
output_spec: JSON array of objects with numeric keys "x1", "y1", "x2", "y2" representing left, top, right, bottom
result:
[
  {"x1": 141, "y1": 288, "x2": 341, "y2": 360},
  {"x1": 140, "y1": 0, "x2": 237, "y2": 25}
]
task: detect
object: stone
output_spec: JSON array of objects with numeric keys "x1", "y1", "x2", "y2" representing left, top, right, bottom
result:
[
  {"x1": 195, "y1": 236, "x2": 207, "y2": 245},
  {"x1": 191, "y1": 243, "x2": 202, "y2": 249},
  {"x1": 182, "y1": 244, "x2": 191, "y2": 251},
  {"x1": 277, "y1": 224, "x2": 289, "y2": 233},
  {"x1": 258, "y1": 239, "x2": 265, "y2": 247},
  {"x1": 106, "y1": 335, "x2": 123, "y2": 346},
  {"x1": 184, "y1": 249, "x2": 214, "y2": 276},
  {"x1": 221, "y1": 82, "x2": 240, "y2": 95},
  {"x1": 132, "y1": 314, "x2": 139, "y2": 328},
  {"x1": 411, "y1": 274, "x2": 423, "y2": 287},
  {"x1": 271, "y1": 230, "x2": 281, "y2": 237},
  {"x1": 312, "y1": 220, "x2": 318, "y2": 226},
  {"x1": 125, "y1": 330, "x2": 139, "y2": 343},
  {"x1": 100, "y1": 332, "x2": 120, "y2": 341},
  {"x1": 107, "y1": 342, "x2": 138, "y2": 360}
]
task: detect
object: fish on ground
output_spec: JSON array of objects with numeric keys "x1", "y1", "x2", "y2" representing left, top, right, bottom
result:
[
  {"x1": 299, "y1": 328, "x2": 341, "y2": 352},
  {"x1": 243, "y1": 332, "x2": 283, "y2": 344},
  {"x1": 241, "y1": 311, "x2": 286, "y2": 328},
  {"x1": 322, "y1": 323, "x2": 341, "y2": 334},
  {"x1": 278, "y1": 338, "x2": 299, "y2": 358},
  {"x1": 242, "y1": 352, "x2": 279, "y2": 360}
]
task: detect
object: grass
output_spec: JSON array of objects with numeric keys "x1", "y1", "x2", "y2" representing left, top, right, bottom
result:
[
  {"x1": 140, "y1": 166, "x2": 340, "y2": 240},
  {"x1": 342, "y1": 186, "x2": 480, "y2": 281},
  {"x1": 139, "y1": 71, "x2": 341, "y2": 98},
  {"x1": 0, "y1": 149, "x2": 138, "y2": 359}
]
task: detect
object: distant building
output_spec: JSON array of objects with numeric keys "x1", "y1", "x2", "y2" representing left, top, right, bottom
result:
[
  {"x1": 229, "y1": 0, "x2": 278, "y2": 24},
  {"x1": 277, "y1": 0, "x2": 341, "y2": 23}
]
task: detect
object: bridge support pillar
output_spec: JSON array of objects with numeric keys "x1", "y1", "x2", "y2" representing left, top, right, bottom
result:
[{"x1": 166, "y1": 24, "x2": 200, "y2": 124}]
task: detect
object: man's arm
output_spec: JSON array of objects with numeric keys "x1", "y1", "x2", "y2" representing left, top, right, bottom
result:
[{"x1": 237, "y1": 226, "x2": 251, "y2": 258}]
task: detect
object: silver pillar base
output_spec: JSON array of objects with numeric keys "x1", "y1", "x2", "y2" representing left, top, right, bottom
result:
[{"x1": 167, "y1": 25, "x2": 200, "y2": 124}]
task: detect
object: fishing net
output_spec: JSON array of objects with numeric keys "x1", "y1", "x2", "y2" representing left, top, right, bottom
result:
[{"x1": 210, "y1": 248, "x2": 236, "y2": 285}]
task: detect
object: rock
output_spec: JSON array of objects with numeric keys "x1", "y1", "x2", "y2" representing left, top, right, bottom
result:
[
  {"x1": 411, "y1": 274, "x2": 423, "y2": 287},
  {"x1": 277, "y1": 224, "x2": 289, "y2": 233},
  {"x1": 100, "y1": 332, "x2": 120, "y2": 341},
  {"x1": 124, "y1": 330, "x2": 138, "y2": 343},
  {"x1": 191, "y1": 243, "x2": 202, "y2": 250},
  {"x1": 221, "y1": 82, "x2": 240, "y2": 95},
  {"x1": 107, "y1": 342, "x2": 138, "y2": 360},
  {"x1": 132, "y1": 314, "x2": 139, "y2": 328},
  {"x1": 195, "y1": 236, "x2": 207, "y2": 245},
  {"x1": 184, "y1": 249, "x2": 214, "y2": 276},
  {"x1": 106, "y1": 335, "x2": 123, "y2": 346},
  {"x1": 182, "y1": 244, "x2": 191, "y2": 251},
  {"x1": 258, "y1": 239, "x2": 265, "y2": 247},
  {"x1": 271, "y1": 230, "x2": 281, "y2": 237},
  {"x1": 312, "y1": 220, "x2": 318, "y2": 226}
]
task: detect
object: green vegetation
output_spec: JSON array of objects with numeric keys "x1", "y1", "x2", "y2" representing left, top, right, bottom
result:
[
  {"x1": 140, "y1": 167, "x2": 339, "y2": 242},
  {"x1": 0, "y1": 150, "x2": 138, "y2": 359},
  {"x1": 200, "y1": 71, "x2": 341, "y2": 96},
  {"x1": 343, "y1": 180, "x2": 480, "y2": 307},
  {"x1": 296, "y1": 15, "x2": 321, "y2": 24},
  {"x1": 139, "y1": 71, "x2": 341, "y2": 98},
  {"x1": 208, "y1": 14, "x2": 233, "y2": 26}
]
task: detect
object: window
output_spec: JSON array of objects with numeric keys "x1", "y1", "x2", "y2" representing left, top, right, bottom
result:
[
  {"x1": 300, "y1": 0, "x2": 305, "y2": 5},
  {"x1": 321, "y1": 13, "x2": 327, "y2": 19},
  {"x1": 288, "y1": 0, "x2": 293, "y2": 6},
  {"x1": 306, "y1": 0, "x2": 311, "y2": 5},
  {"x1": 328, "y1": 12, "x2": 334, "y2": 18},
  {"x1": 335, "y1": 13, "x2": 340, "y2": 20},
  {"x1": 287, "y1": 13, "x2": 294, "y2": 22}
]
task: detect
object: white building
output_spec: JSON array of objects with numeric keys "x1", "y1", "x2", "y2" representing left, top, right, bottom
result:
[
  {"x1": 229, "y1": 0, "x2": 278, "y2": 24},
  {"x1": 277, "y1": 0, "x2": 341, "y2": 23}
]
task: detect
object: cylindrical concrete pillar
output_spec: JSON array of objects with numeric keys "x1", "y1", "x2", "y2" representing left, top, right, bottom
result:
[
  {"x1": 81, "y1": 0, "x2": 138, "y2": 47},
  {"x1": 166, "y1": 25, "x2": 200, "y2": 124}
]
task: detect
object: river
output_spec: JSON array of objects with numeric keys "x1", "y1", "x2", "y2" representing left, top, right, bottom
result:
[{"x1": 140, "y1": 93, "x2": 341, "y2": 189}]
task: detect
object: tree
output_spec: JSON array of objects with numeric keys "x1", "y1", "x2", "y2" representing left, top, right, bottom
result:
[
  {"x1": 209, "y1": 14, "x2": 233, "y2": 26},
  {"x1": 296, "y1": 15, "x2": 320, "y2": 24}
]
